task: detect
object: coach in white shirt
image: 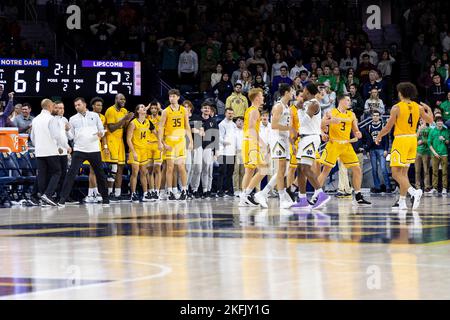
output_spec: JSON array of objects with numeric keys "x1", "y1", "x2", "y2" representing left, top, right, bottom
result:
[
  {"x1": 31, "y1": 98, "x2": 69, "y2": 206},
  {"x1": 52, "y1": 101, "x2": 73, "y2": 196},
  {"x1": 217, "y1": 108, "x2": 237, "y2": 196},
  {"x1": 58, "y1": 97, "x2": 109, "y2": 206}
]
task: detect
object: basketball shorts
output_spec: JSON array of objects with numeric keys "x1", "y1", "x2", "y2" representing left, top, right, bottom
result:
[
  {"x1": 319, "y1": 141, "x2": 359, "y2": 168},
  {"x1": 296, "y1": 135, "x2": 321, "y2": 166},
  {"x1": 163, "y1": 136, "x2": 186, "y2": 160},
  {"x1": 104, "y1": 136, "x2": 126, "y2": 165},
  {"x1": 128, "y1": 146, "x2": 150, "y2": 165},
  {"x1": 148, "y1": 142, "x2": 162, "y2": 164},
  {"x1": 271, "y1": 135, "x2": 290, "y2": 160},
  {"x1": 390, "y1": 135, "x2": 417, "y2": 167},
  {"x1": 242, "y1": 138, "x2": 265, "y2": 169}
]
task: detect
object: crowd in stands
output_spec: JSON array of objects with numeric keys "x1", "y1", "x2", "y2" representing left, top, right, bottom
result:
[{"x1": 1, "y1": 0, "x2": 450, "y2": 205}]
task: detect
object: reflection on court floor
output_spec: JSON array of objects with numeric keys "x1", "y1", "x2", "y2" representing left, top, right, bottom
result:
[{"x1": 1, "y1": 194, "x2": 450, "y2": 299}]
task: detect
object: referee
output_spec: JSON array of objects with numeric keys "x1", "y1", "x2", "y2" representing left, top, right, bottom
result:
[{"x1": 57, "y1": 97, "x2": 110, "y2": 207}]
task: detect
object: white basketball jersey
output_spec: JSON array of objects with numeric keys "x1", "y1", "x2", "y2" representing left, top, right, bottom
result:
[
  {"x1": 298, "y1": 98, "x2": 321, "y2": 135},
  {"x1": 273, "y1": 101, "x2": 291, "y2": 138}
]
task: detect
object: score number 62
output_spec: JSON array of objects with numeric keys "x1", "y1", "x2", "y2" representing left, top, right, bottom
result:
[{"x1": 96, "y1": 71, "x2": 130, "y2": 95}]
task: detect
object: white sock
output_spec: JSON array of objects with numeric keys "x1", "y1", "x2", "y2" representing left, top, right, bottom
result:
[
  {"x1": 279, "y1": 188, "x2": 287, "y2": 199},
  {"x1": 408, "y1": 187, "x2": 416, "y2": 196},
  {"x1": 108, "y1": 187, "x2": 113, "y2": 194},
  {"x1": 298, "y1": 193, "x2": 306, "y2": 199},
  {"x1": 172, "y1": 187, "x2": 177, "y2": 193},
  {"x1": 313, "y1": 188, "x2": 323, "y2": 199},
  {"x1": 93, "y1": 188, "x2": 99, "y2": 196},
  {"x1": 245, "y1": 189, "x2": 252, "y2": 196},
  {"x1": 290, "y1": 185, "x2": 296, "y2": 192},
  {"x1": 88, "y1": 188, "x2": 95, "y2": 197},
  {"x1": 115, "y1": 189, "x2": 121, "y2": 197},
  {"x1": 399, "y1": 196, "x2": 406, "y2": 204},
  {"x1": 261, "y1": 176, "x2": 277, "y2": 195}
]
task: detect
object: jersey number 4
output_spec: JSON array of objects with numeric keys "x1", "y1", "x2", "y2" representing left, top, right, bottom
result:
[
  {"x1": 172, "y1": 118, "x2": 182, "y2": 127},
  {"x1": 408, "y1": 113, "x2": 413, "y2": 127}
]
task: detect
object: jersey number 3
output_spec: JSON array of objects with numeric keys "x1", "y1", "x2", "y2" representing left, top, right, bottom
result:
[{"x1": 340, "y1": 122, "x2": 346, "y2": 131}]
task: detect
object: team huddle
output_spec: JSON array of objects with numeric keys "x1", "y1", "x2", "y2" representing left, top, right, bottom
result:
[{"x1": 56, "y1": 81, "x2": 433, "y2": 211}]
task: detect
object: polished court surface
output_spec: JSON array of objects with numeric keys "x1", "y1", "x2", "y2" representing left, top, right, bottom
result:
[{"x1": 1, "y1": 193, "x2": 450, "y2": 300}]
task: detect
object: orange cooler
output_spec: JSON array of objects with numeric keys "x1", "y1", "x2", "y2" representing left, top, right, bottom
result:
[
  {"x1": 0, "y1": 127, "x2": 19, "y2": 152},
  {"x1": 18, "y1": 134, "x2": 29, "y2": 152}
]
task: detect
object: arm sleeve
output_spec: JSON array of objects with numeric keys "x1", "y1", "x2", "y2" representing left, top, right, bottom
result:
[
  {"x1": 379, "y1": 100, "x2": 385, "y2": 114},
  {"x1": 364, "y1": 100, "x2": 370, "y2": 113},
  {"x1": 96, "y1": 113, "x2": 105, "y2": 136},
  {"x1": 49, "y1": 118, "x2": 69, "y2": 149},
  {"x1": 219, "y1": 122, "x2": 226, "y2": 145},
  {"x1": 3, "y1": 100, "x2": 14, "y2": 118},
  {"x1": 65, "y1": 118, "x2": 74, "y2": 140},
  {"x1": 427, "y1": 129, "x2": 434, "y2": 148},
  {"x1": 30, "y1": 123, "x2": 35, "y2": 145}
]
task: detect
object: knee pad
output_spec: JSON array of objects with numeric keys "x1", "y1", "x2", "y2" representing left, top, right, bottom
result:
[{"x1": 108, "y1": 164, "x2": 118, "y2": 182}]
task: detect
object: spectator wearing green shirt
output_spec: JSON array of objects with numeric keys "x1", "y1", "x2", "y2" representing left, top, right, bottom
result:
[
  {"x1": 441, "y1": 92, "x2": 450, "y2": 127},
  {"x1": 415, "y1": 120, "x2": 431, "y2": 191},
  {"x1": 427, "y1": 117, "x2": 450, "y2": 195},
  {"x1": 318, "y1": 66, "x2": 337, "y2": 89}
]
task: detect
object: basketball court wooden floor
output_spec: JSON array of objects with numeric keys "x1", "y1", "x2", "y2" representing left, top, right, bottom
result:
[{"x1": 0, "y1": 194, "x2": 449, "y2": 300}]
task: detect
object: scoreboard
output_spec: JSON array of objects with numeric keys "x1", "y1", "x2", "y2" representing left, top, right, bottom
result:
[{"x1": 0, "y1": 58, "x2": 141, "y2": 97}]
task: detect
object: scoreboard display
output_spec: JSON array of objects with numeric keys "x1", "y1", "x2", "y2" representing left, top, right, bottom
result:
[{"x1": 0, "y1": 58, "x2": 141, "y2": 97}]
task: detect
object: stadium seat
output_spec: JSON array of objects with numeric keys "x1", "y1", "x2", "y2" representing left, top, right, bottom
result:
[
  {"x1": 0, "y1": 152, "x2": 25, "y2": 201},
  {"x1": 11, "y1": 153, "x2": 36, "y2": 182}
]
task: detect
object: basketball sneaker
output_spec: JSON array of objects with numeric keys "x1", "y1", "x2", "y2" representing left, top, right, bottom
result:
[
  {"x1": 245, "y1": 194, "x2": 260, "y2": 207},
  {"x1": 143, "y1": 192, "x2": 153, "y2": 202},
  {"x1": 109, "y1": 193, "x2": 120, "y2": 203},
  {"x1": 179, "y1": 190, "x2": 187, "y2": 201},
  {"x1": 279, "y1": 193, "x2": 293, "y2": 209},
  {"x1": 85, "y1": 195, "x2": 96, "y2": 203},
  {"x1": 159, "y1": 190, "x2": 168, "y2": 201},
  {"x1": 168, "y1": 192, "x2": 177, "y2": 201},
  {"x1": 131, "y1": 193, "x2": 140, "y2": 203},
  {"x1": 312, "y1": 192, "x2": 331, "y2": 209},
  {"x1": 411, "y1": 189, "x2": 423, "y2": 210},
  {"x1": 41, "y1": 194, "x2": 57, "y2": 206},
  {"x1": 353, "y1": 192, "x2": 371, "y2": 207},
  {"x1": 254, "y1": 191, "x2": 268, "y2": 208}
]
